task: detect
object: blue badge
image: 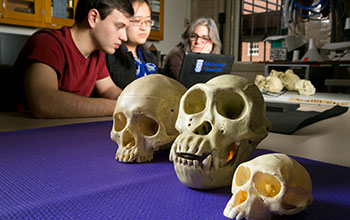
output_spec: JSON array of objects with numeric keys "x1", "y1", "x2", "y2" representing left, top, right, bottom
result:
[{"x1": 194, "y1": 59, "x2": 204, "y2": 73}]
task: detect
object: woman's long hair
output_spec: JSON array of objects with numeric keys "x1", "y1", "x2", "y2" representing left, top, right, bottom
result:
[{"x1": 170, "y1": 17, "x2": 222, "y2": 55}]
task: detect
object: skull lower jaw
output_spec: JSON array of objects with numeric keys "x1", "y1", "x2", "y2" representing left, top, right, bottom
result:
[
  {"x1": 174, "y1": 162, "x2": 235, "y2": 189},
  {"x1": 171, "y1": 139, "x2": 260, "y2": 189}
]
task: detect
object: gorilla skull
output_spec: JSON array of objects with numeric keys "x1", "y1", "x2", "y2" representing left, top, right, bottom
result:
[{"x1": 170, "y1": 75, "x2": 271, "y2": 189}]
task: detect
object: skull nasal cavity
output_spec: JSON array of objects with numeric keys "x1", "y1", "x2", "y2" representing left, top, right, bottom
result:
[
  {"x1": 135, "y1": 114, "x2": 159, "y2": 136},
  {"x1": 114, "y1": 112, "x2": 127, "y2": 132},
  {"x1": 216, "y1": 91, "x2": 245, "y2": 119},
  {"x1": 184, "y1": 89, "x2": 206, "y2": 114},
  {"x1": 234, "y1": 190, "x2": 248, "y2": 207},
  {"x1": 193, "y1": 121, "x2": 212, "y2": 135},
  {"x1": 122, "y1": 129, "x2": 135, "y2": 147}
]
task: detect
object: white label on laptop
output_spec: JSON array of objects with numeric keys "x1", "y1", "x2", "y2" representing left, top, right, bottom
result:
[{"x1": 194, "y1": 59, "x2": 204, "y2": 73}]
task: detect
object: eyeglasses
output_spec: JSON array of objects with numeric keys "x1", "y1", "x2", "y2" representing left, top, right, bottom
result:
[
  {"x1": 190, "y1": 33, "x2": 211, "y2": 43},
  {"x1": 129, "y1": 19, "x2": 155, "y2": 27}
]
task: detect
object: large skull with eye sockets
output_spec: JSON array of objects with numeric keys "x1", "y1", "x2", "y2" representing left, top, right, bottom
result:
[
  {"x1": 169, "y1": 74, "x2": 271, "y2": 189},
  {"x1": 110, "y1": 74, "x2": 187, "y2": 163},
  {"x1": 224, "y1": 153, "x2": 313, "y2": 220}
]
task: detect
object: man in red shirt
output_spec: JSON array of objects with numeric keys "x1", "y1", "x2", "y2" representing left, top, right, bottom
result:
[{"x1": 14, "y1": 0, "x2": 134, "y2": 118}]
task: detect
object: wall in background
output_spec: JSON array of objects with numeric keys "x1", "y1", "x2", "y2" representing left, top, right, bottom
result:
[
  {"x1": 151, "y1": 0, "x2": 190, "y2": 55},
  {"x1": 0, "y1": 32, "x2": 30, "y2": 65}
]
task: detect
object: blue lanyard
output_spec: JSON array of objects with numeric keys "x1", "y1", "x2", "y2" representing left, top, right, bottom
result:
[{"x1": 124, "y1": 46, "x2": 157, "y2": 78}]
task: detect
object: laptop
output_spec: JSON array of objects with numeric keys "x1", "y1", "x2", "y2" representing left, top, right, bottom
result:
[{"x1": 178, "y1": 52, "x2": 234, "y2": 88}]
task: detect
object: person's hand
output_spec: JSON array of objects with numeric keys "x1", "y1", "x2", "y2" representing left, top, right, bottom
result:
[{"x1": 201, "y1": 42, "x2": 213, "y2": 54}]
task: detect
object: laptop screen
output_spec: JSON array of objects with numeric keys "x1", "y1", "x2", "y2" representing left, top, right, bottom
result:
[{"x1": 178, "y1": 52, "x2": 234, "y2": 88}]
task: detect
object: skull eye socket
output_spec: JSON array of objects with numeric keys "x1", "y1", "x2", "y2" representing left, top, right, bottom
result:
[
  {"x1": 216, "y1": 91, "x2": 245, "y2": 119},
  {"x1": 235, "y1": 166, "x2": 251, "y2": 186},
  {"x1": 183, "y1": 89, "x2": 206, "y2": 114},
  {"x1": 114, "y1": 112, "x2": 127, "y2": 132},
  {"x1": 135, "y1": 114, "x2": 159, "y2": 136},
  {"x1": 253, "y1": 171, "x2": 281, "y2": 197}
]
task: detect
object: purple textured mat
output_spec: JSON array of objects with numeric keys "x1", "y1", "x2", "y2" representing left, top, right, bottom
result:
[{"x1": 0, "y1": 121, "x2": 349, "y2": 219}]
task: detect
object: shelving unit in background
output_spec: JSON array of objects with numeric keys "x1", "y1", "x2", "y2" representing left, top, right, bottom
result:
[{"x1": 0, "y1": 0, "x2": 76, "y2": 29}]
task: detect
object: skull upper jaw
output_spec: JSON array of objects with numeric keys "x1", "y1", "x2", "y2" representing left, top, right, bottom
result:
[{"x1": 114, "y1": 134, "x2": 176, "y2": 163}]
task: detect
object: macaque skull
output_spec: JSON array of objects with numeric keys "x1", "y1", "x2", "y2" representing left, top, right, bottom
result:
[
  {"x1": 279, "y1": 69, "x2": 300, "y2": 91},
  {"x1": 254, "y1": 75, "x2": 266, "y2": 91},
  {"x1": 254, "y1": 75, "x2": 283, "y2": 93},
  {"x1": 110, "y1": 74, "x2": 187, "y2": 163},
  {"x1": 295, "y1": 79, "x2": 316, "y2": 96},
  {"x1": 264, "y1": 75, "x2": 284, "y2": 93},
  {"x1": 170, "y1": 75, "x2": 271, "y2": 189},
  {"x1": 224, "y1": 153, "x2": 313, "y2": 220}
]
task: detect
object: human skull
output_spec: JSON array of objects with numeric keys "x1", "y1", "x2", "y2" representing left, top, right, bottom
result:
[
  {"x1": 110, "y1": 74, "x2": 187, "y2": 163},
  {"x1": 169, "y1": 74, "x2": 271, "y2": 189},
  {"x1": 295, "y1": 79, "x2": 316, "y2": 96},
  {"x1": 224, "y1": 153, "x2": 313, "y2": 220}
]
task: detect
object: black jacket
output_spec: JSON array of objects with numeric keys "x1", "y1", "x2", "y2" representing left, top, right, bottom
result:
[{"x1": 106, "y1": 45, "x2": 158, "y2": 89}]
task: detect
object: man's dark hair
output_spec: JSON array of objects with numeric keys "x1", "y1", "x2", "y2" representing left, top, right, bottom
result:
[
  {"x1": 75, "y1": 0, "x2": 134, "y2": 23},
  {"x1": 129, "y1": 0, "x2": 152, "y2": 9}
]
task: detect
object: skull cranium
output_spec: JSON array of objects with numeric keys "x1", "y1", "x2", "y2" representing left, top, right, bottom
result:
[
  {"x1": 170, "y1": 74, "x2": 271, "y2": 189},
  {"x1": 264, "y1": 75, "x2": 284, "y2": 93},
  {"x1": 295, "y1": 79, "x2": 316, "y2": 96},
  {"x1": 224, "y1": 153, "x2": 313, "y2": 220},
  {"x1": 110, "y1": 74, "x2": 187, "y2": 163},
  {"x1": 279, "y1": 69, "x2": 301, "y2": 91},
  {"x1": 254, "y1": 75, "x2": 284, "y2": 93}
]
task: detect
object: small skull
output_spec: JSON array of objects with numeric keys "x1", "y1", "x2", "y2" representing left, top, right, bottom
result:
[
  {"x1": 295, "y1": 79, "x2": 316, "y2": 96},
  {"x1": 269, "y1": 70, "x2": 284, "y2": 78},
  {"x1": 224, "y1": 153, "x2": 313, "y2": 220},
  {"x1": 254, "y1": 75, "x2": 266, "y2": 91},
  {"x1": 110, "y1": 74, "x2": 187, "y2": 163},
  {"x1": 279, "y1": 69, "x2": 301, "y2": 91},
  {"x1": 264, "y1": 75, "x2": 284, "y2": 93},
  {"x1": 254, "y1": 75, "x2": 283, "y2": 93},
  {"x1": 170, "y1": 74, "x2": 271, "y2": 189}
]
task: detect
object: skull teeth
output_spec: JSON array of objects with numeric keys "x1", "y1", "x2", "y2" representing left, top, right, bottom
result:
[
  {"x1": 116, "y1": 148, "x2": 153, "y2": 163},
  {"x1": 202, "y1": 154, "x2": 212, "y2": 171},
  {"x1": 116, "y1": 152, "x2": 135, "y2": 162},
  {"x1": 193, "y1": 160, "x2": 199, "y2": 168},
  {"x1": 174, "y1": 150, "x2": 214, "y2": 171},
  {"x1": 173, "y1": 141, "x2": 240, "y2": 171}
]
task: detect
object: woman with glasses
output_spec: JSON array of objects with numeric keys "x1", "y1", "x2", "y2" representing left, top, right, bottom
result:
[
  {"x1": 163, "y1": 17, "x2": 222, "y2": 80},
  {"x1": 106, "y1": 0, "x2": 158, "y2": 89}
]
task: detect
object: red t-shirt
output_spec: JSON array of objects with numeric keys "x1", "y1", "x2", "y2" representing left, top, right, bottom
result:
[{"x1": 14, "y1": 26, "x2": 109, "y2": 108}]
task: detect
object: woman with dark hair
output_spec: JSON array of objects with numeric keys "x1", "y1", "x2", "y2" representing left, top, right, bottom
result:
[
  {"x1": 163, "y1": 17, "x2": 222, "y2": 80},
  {"x1": 106, "y1": 0, "x2": 158, "y2": 89}
]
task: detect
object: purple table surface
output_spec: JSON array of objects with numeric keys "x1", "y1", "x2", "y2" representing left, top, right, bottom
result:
[{"x1": 0, "y1": 121, "x2": 349, "y2": 220}]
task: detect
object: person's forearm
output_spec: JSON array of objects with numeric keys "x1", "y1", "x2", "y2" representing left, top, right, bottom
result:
[
  {"x1": 29, "y1": 90, "x2": 117, "y2": 119},
  {"x1": 99, "y1": 85, "x2": 122, "y2": 100}
]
